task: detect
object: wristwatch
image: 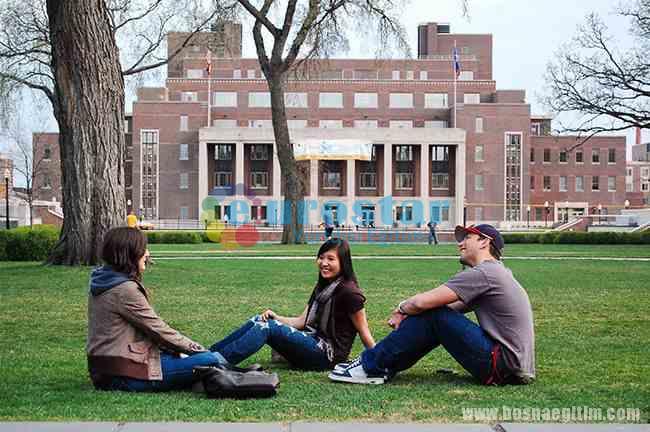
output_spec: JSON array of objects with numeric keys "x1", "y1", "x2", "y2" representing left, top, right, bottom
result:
[{"x1": 398, "y1": 300, "x2": 409, "y2": 315}]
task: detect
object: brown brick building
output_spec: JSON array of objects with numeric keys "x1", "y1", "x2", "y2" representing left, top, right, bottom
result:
[{"x1": 36, "y1": 21, "x2": 633, "y2": 227}]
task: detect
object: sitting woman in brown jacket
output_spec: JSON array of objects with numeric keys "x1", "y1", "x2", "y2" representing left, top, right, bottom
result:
[{"x1": 86, "y1": 226, "x2": 227, "y2": 392}]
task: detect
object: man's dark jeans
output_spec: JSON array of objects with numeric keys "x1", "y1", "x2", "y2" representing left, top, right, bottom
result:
[{"x1": 361, "y1": 306, "x2": 505, "y2": 384}]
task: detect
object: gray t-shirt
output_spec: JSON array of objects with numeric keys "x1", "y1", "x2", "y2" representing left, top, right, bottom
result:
[{"x1": 445, "y1": 260, "x2": 535, "y2": 381}]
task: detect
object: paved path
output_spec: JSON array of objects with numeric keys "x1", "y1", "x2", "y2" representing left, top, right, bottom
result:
[
  {"x1": 0, "y1": 423, "x2": 647, "y2": 432},
  {"x1": 151, "y1": 255, "x2": 650, "y2": 262}
]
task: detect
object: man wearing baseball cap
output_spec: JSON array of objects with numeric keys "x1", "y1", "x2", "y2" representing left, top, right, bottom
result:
[{"x1": 329, "y1": 224, "x2": 535, "y2": 385}]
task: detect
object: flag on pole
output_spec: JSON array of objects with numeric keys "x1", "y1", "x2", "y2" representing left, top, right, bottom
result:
[
  {"x1": 206, "y1": 50, "x2": 212, "y2": 76},
  {"x1": 452, "y1": 46, "x2": 461, "y2": 78}
]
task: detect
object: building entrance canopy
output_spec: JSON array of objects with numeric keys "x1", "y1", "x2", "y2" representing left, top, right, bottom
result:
[{"x1": 294, "y1": 139, "x2": 372, "y2": 161}]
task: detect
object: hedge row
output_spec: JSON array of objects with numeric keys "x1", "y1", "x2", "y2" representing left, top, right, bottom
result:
[
  {"x1": 503, "y1": 230, "x2": 650, "y2": 245},
  {"x1": 144, "y1": 231, "x2": 205, "y2": 244},
  {"x1": 0, "y1": 225, "x2": 60, "y2": 261}
]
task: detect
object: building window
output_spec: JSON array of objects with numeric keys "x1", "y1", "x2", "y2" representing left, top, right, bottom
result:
[
  {"x1": 353, "y1": 69, "x2": 378, "y2": 79},
  {"x1": 531, "y1": 123, "x2": 541, "y2": 136},
  {"x1": 475, "y1": 145, "x2": 484, "y2": 162},
  {"x1": 389, "y1": 120, "x2": 413, "y2": 129},
  {"x1": 459, "y1": 71, "x2": 474, "y2": 81},
  {"x1": 642, "y1": 167, "x2": 650, "y2": 179},
  {"x1": 608, "y1": 148, "x2": 616, "y2": 164},
  {"x1": 395, "y1": 145, "x2": 413, "y2": 161},
  {"x1": 419, "y1": 70, "x2": 428, "y2": 80},
  {"x1": 250, "y1": 145, "x2": 269, "y2": 160},
  {"x1": 354, "y1": 120, "x2": 378, "y2": 129},
  {"x1": 389, "y1": 93, "x2": 413, "y2": 108},
  {"x1": 475, "y1": 207, "x2": 483, "y2": 222},
  {"x1": 464, "y1": 93, "x2": 480, "y2": 104},
  {"x1": 424, "y1": 120, "x2": 448, "y2": 128},
  {"x1": 249, "y1": 92, "x2": 271, "y2": 108},
  {"x1": 213, "y1": 92, "x2": 237, "y2": 107},
  {"x1": 626, "y1": 182, "x2": 634, "y2": 192},
  {"x1": 179, "y1": 144, "x2": 189, "y2": 161},
  {"x1": 247, "y1": 69, "x2": 256, "y2": 78},
  {"x1": 285, "y1": 92, "x2": 308, "y2": 108},
  {"x1": 530, "y1": 175, "x2": 535, "y2": 190},
  {"x1": 431, "y1": 146, "x2": 449, "y2": 190},
  {"x1": 592, "y1": 176, "x2": 600, "y2": 191},
  {"x1": 354, "y1": 93, "x2": 378, "y2": 108},
  {"x1": 474, "y1": 174, "x2": 484, "y2": 191},
  {"x1": 319, "y1": 120, "x2": 343, "y2": 129},
  {"x1": 543, "y1": 176, "x2": 551, "y2": 191},
  {"x1": 322, "y1": 172, "x2": 341, "y2": 189},
  {"x1": 180, "y1": 173, "x2": 189, "y2": 189},
  {"x1": 186, "y1": 69, "x2": 203, "y2": 78},
  {"x1": 608, "y1": 176, "x2": 616, "y2": 191},
  {"x1": 250, "y1": 171, "x2": 269, "y2": 188},
  {"x1": 180, "y1": 115, "x2": 188, "y2": 131},
  {"x1": 392, "y1": 70, "x2": 400, "y2": 80},
  {"x1": 559, "y1": 150, "x2": 567, "y2": 163},
  {"x1": 214, "y1": 144, "x2": 232, "y2": 160},
  {"x1": 406, "y1": 70, "x2": 414, "y2": 80},
  {"x1": 559, "y1": 176, "x2": 567, "y2": 192},
  {"x1": 543, "y1": 148, "x2": 551, "y2": 163},
  {"x1": 395, "y1": 173, "x2": 414, "y2": 190},
  {"x1": 359, "y1": 172, "x2": 377, "y2": 189},
  {"x1": 592, "y1": 149, "x2": 600, "y2": 164},
  {"x1": 42, "y1": 172, "x2": 52, "y2": 189},
  {"x1": 233, "y1": 69, "x2": 241, "y2": 79},
  {"x1": 181, "y1": 92, "x2": 197, "y2": 102},
  {"x1": 424, "y1": 93, "x2": 448, "y2": 108},
  {"x1": 642, "y1": 182, "x2": 650, "y2": 192},
  {"x1": 140, "y1": 130, "x2": 159, "y2": 219},
  {"x1": 319, "y1": 92, "x2": 343, "y2": 108},
  {"x1": 43, "y1": 146, "x2": 51, "y2": 160},
  {"x1": 475, "y1": 117, "x2": 483, "y2": 133},
  {"x1": 215, "y1": 171, "x2": 233, "y2": 187},
  {"x1": 395, "y1": 205, "x2": 413, "y2": 222},
  {"x1": 530, "y1": 148, "x2": 535, "y2": 163},
  {"x1": 251, "y1": 205, "x2": 268, "y2": 220},
  {"x1": 576, "y1": 150, "x2": 584, "y2": 163},
  {"x1": 576, "y1": 176, "x2": 584, "y2": 192},
  {"x1": 505, "y1": 133, "x2": 522, "y2": 221},
  {"x1": 179, "y1": 206, "x2": 189, "y2": 220}
]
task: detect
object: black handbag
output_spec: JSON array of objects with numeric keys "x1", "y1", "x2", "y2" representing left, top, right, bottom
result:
[{"x1": 193, "y1": 365, "x2": 279, "y2": 399}]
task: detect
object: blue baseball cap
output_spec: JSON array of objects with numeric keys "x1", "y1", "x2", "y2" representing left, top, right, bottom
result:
[{"x1": 454, "y1": 224, "x2": 505, "y2": 253}]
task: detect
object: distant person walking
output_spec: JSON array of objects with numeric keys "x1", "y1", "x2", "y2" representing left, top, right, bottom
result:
[
  {"x1": 126, "y1": 211, "x2": 138, "y2": 228},
  {"x1": 323, "y1": 208, "x2": 334, "y2": 240},
  {"x1": 427, "y1": 221, "x2": 438, "y2": 245}
]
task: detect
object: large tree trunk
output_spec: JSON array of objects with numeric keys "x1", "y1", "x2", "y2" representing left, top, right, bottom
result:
[
  {"x1": 46, "y1": 0, "x2": 126, "y2": 265},
  {"x1": 268, "y1": 74, "x2": 306, "y2": 244}
]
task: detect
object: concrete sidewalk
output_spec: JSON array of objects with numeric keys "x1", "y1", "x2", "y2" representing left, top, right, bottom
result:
[{"x1": 0, "y1": 423, "x2": 647, "y2": 432}]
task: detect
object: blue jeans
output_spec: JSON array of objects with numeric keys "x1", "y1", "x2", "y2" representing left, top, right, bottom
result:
[
  {"x1": 210, "y1": 316, "x2": 331, "y2": 371},
  {"x1": 108, "y1": 350, "x2": 227, "y2": 392},
  {"x1": 361, "y1": 307, "x2": 501, "y2": 384}
]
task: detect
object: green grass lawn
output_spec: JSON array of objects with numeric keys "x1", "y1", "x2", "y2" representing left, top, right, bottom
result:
[
  {"x1": 148, "y1": 242, "x2": 650, "y2": 258},
  {"x1": 1, "y1": 246, "x2": 649, "y2": 422}
]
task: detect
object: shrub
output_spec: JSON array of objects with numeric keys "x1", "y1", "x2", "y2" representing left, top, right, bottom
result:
[
  {"x1": 1, "y1": 225, "x2": 59, "y2": 261},
  {"x1": 144, "y1": 231, "x2": 202, "y2": 244}
]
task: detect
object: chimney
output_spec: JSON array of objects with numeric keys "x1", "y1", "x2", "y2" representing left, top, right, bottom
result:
[{"x1": 636, "y1": 126, "x2": 642, "y2": 145}]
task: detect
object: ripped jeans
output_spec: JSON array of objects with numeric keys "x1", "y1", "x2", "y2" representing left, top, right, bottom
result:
[{"x1": 210, "y1": 315, "x2": 332, "y2": 371}]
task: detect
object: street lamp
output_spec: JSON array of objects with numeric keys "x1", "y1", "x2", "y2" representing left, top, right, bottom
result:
[
  {"x1": 597, "y1": 203, "x2": 602, "y2": 224},
  {"x1": 463, "y1": 196, "x2": 468, "y2": 227},
  {"x1": 544, "y1": 200, "x2": 549, "y2": 228},
  {"x1": 624, "y1": 199, "x2": 630, "y2": 210},
  {"x1": 526, "y1": 205, "x2": 531, "y2": 228},
  {"x1": 4, "y1": 168, "x2": 10, "y2": 230}
]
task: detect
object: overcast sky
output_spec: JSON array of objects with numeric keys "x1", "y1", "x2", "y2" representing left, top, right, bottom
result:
[{"x1": 2, "y1": 0, "x2": 640, "y2": 160}]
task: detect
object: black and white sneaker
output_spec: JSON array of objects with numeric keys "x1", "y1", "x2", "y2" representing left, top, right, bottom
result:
[{"x1": 328, "y1": 357, "x2": 386, "y2": 384}]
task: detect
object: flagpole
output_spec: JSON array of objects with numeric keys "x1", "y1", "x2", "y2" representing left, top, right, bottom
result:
[
  {"x1": 453, "y1": 40, "x2": 457, "y2": 128},
  {"x1": 207, "y1": 50, "x2": 212, "y2": 127}
]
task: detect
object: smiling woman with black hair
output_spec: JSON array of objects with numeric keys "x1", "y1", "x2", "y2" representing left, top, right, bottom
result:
[{"x1": 211, "y1": 238, "x2": 376, "y2": 370}]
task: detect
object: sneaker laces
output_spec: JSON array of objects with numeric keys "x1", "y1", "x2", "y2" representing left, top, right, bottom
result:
[{"x1": 346, "y1": 357, "x2": 362, "y2": 369}]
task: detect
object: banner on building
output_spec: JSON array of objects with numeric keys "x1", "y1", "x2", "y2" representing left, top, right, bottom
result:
[{"x1": 293, "y1": 139, "x2": 372, "y2": 160}]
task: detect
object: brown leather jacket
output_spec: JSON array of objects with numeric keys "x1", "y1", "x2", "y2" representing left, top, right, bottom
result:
[{"x1": 86, "y1": 280, "x2": 204, "y2": 385}]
